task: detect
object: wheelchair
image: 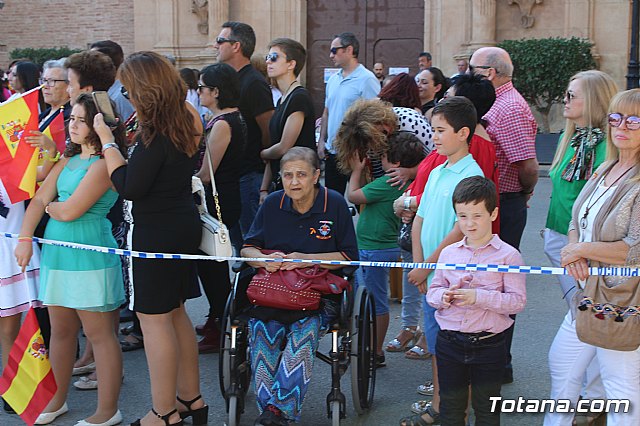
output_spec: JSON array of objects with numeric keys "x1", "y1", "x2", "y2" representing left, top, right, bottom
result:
[{"x1": 219, "y1": 264, "x2": 377, "y2": 426}]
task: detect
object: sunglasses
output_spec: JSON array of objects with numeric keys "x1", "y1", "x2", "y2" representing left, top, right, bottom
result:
[
  {"x1": 564, "y1": 91, "x2": 581, "y2": 103},
  {"x1": 468, "y1": 65, "x2": 493, "y2": 73},
  {"x1": 608, "y1": 113, "x2": 640, "y2": 131},
  {"x1": 120, "y1": 85, "x2": 129, "y2": 100},
  {"x1": 330, "y1": 46, "x2": 348, "y2": 55},
  {"x1": 265, "y1": 52, "x2": 280, "y2": 63},
  {"x1": 197, "y1": 84, "x2": 215, "y2": 91},
  {"x1": 215, "y1": 36, "x2": 238, "y2": 45}
]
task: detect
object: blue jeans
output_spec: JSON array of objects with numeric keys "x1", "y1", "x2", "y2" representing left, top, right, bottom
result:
[
  {"x1": 239, "y1": 171, "x2": 263, "y2": 236},
  {"x1": 423, "y1": 300, "x2": 440, "y2": 354},
  {"x1": 356, "y1": 247, "x2": 400, "y2": 315},
  {"x1": 400, "y1": 249, "x2": 422, "y2": 328},
  {"x1": 437, "y1": 330, "x2": 506, "y2": 426}
]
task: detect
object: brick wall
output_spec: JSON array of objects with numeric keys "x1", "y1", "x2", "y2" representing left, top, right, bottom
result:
[{"x1": 0, "y1": 0, "x2": 134, "y2": 70}]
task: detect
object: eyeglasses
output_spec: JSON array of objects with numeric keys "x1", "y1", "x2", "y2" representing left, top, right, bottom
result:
[
  {"x1": 215, "y1": 36, "x2": 238, "y2": 45},
  {"x1": 120, "y1": 85, "x2": 129, "y2": 100},
  {"x1": 280, "y1": 170, "x2": 311, "y2": 181},
  {"x1": 197, "y1": 84, "x2": 215, "y2": 91},
  {"x1": 564, "y1": 91, "x2": 582, "y2": 103},
  {"x1": 39, "y1": 78, "x2": 68, "y2": 87},
  {"x1": 265, "y1": 52, "x2": 280, "y2": 63},
  {"x1": 469, "y1": 65, "x2": 493, "y2": 73},
  {"x1": 330, "y1": 46, "x2": 348, "y2": 55},
  {"x1": 608, "y1": 113, "x2": 640, "y2": 131}
]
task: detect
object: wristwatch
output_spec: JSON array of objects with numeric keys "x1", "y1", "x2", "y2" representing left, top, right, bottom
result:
[
  {"x1": 403, "y1": 197, "x2": 412, "y2": 211},
  {"x1": 102, "y1": 142, "x2": 119, "y2": 153}
]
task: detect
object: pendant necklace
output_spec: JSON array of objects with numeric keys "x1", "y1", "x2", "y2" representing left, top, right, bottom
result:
[{"x1": 579, "y1": 164, "x2": 634, "y2": 230}]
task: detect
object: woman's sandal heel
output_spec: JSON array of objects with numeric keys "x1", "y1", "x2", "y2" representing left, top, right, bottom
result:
[
  {"x1": 177, "y1": 395, "x2": 208, "y2": 425},
  {"x1": 131, "y1": 408, "x2": 184, "y2": 426},
  {"x1": 386, "y1": 327, "x2": 420, "y2": 352}
]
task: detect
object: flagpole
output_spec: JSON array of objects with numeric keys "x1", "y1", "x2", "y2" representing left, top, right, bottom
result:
[{"x1": 1, "y1": 84, "x2": 44, "y2": 105}]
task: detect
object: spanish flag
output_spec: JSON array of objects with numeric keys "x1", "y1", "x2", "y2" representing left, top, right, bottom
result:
[
  {"x1": 0, "y1": 87, "x2": 41, "y2": 203},
  {"x1": 37, "y1": 108, "x2": 66, "y2": 167},
  {"x1": 0, "y1": 308, "x2": 57, "y2": 425}
]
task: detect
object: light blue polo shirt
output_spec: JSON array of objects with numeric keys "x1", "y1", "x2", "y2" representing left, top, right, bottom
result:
[
  {"x1": 416, "y1": 154, "x2": 483, "y2": 286},
  {"x1": 325, "y1": 64, "x2": 380, "y2": 153}
]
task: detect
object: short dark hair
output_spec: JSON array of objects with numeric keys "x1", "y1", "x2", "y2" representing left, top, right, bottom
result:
[
  {"x1": 222, "y1": 21, "x2": 256, "y2": 59},
  {"x1": 90, "y1": 40, "x2": 124, "y2": 69},
  {"x1": 386, "y1": 132, "x2": 426, "y2": 168},
  {"x1": 452, "y1": 176, "x2": 498, "y2": 213},
  {"x1": 419, "y1": 52, "x2": 432, "y2": 61},
  {"x1": 335, "y1": 32, "x2": 359, "y2": 58},
  {"x1": 200, "y1": 63, "x2": 241, "y2": 109},
  {"x1": 65, "y1": 50, "x2": 116, "y2": 91},
  {"x1": 431, "y1": 96, "x2": 477, "y2": 144},
  {"x1": 427, "y1": 67, "x2": 450, "y2": 102},
  {"x1": 268, "y1": 37, "x2": 307, "y2": 76},
  {"x1": 452, "y1": 73, "x2": 496, "y2": 124}
]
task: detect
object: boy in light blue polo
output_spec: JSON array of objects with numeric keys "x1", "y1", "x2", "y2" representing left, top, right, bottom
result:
[{"x1": 402, "y1": 96, "x2": 483, "y2": 425}]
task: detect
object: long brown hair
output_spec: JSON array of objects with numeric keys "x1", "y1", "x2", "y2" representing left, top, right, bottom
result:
[
  {"x1": 64, "y1": 93, "x2": 127, "y2": 158},
  {"x1": 119, "y1": 51, "x2": 199, "y2": 156}
]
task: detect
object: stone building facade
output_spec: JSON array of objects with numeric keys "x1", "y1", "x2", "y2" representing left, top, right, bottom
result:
[{"x1": 0, "y1": 0, "x2": 634, "y2": 128}]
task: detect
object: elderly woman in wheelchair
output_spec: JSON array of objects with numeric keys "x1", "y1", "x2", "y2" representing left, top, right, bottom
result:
[{"x1": 240, "y1": 147, "x2": 359, "y2": 425}]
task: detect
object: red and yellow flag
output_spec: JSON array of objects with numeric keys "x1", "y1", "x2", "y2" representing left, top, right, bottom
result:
[
  {"x1": 0, "y1": 87, "x2": 41, "y2": 203},
  {"x1": 38, "y1": 108, "x2": 66, "y2": 167},
  {"x1": 0, "y1": 308, "x2": 57, "y2": 426}
]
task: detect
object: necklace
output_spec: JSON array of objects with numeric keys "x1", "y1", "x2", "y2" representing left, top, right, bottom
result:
[
  {"x1": 280, "y1": 79, "x2": 298, "y2": 101},
  {"x1": 579, "y1": 164, "x2": 634, "y2": 230}
]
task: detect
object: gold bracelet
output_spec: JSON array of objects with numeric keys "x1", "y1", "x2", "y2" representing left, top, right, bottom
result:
[{"x1": 45, "y1": 150, "x2": 61, "y2": 163}]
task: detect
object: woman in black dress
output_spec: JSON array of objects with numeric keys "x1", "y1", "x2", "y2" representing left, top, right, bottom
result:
[
  {"x1": 259, "y1": 38, "x2": 316, "y2": 200},
  {"x1": 193, "y1": 63, "x2": 247, "y2": 353},
  {"x1": 97, "y1": 51, "x2": 208, "y2": 426}
]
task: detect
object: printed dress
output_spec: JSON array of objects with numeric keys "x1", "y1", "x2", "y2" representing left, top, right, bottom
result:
[
  {"x1": 0, "y1": 182, "x2": 41, "y2": 316},
  {"x1": 39, "y1": 155, "x2": 124, "y2": 311}
]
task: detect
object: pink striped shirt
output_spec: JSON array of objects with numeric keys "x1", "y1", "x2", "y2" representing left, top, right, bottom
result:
[
  {"x1": 427, "y1": 235, "x2": 526, "y2": 333},
  {"x1": 484, "y1": 81, "x2": 537, "y2": 193}
]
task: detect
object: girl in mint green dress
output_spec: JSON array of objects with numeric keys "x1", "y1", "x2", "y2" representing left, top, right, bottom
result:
[{"x1": 15, "y1": 94, "x2": 126, "y2": 426}]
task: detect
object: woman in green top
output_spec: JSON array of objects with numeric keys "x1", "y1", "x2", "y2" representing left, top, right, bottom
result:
[{"x1": 544, "y1": 70, "x2": 618, "y2": 307}]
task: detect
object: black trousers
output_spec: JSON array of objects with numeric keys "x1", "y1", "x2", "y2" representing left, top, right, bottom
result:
[{"x1": 324, "y1": 153, "x2": 349, "y2": 196}]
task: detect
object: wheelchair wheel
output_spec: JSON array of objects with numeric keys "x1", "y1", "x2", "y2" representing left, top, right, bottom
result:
[
  {"x1": 331, "y1": 400, "x2": 340, "y2": 426},
  {"x1": 350, "y1": 286, "x2": 377, "y2": 414},
  {"x1": 218, "y1": 293, "x2": 250, "y2": 426}
]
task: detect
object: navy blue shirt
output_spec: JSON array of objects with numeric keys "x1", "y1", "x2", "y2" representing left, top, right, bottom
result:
[{"x1": 244, "y1": 186, "x2": 359, "y2": 322}]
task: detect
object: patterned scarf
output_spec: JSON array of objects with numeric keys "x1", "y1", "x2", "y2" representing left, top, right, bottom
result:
[{"x1": 561, "y1": 127, "x2": 604, "y2": 182}]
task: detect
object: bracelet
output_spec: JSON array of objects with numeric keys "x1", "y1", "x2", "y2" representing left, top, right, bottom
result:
[
  {"x1": 18, "y1": 236, "x2": 33, "y2": 243},
  {"x1": 45, "y1": 203, "x2": 51, "y2": 215},
  {"x1": 260, "y1": 189, "x2": 269, "y2": 193},
  {"x1": 102, "y1": 142, "x2": 119, "y2": 153},
  {"x1": 45, "y1": 150, "x2": 61, "y2": 163}
]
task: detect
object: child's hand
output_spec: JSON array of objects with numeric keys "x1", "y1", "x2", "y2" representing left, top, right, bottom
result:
[
  {"x1": 349, "y1": 153, "x2": 365, "y2": 171},
  {"x1": 442, "y1": 290, "x2": 454, "y2": 307},
  {"x1": 450, "y1": 288, "x2": 476, "y2": 306}
]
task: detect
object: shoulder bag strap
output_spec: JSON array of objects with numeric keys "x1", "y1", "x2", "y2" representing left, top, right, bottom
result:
[{"x1": 205, "y1": 138, "x2": 224, "y2": 224}]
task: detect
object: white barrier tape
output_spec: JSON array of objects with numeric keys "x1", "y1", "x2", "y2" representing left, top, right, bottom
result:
[{"x1": 4, "y1": 231, "x2": 640, "y2": 276}]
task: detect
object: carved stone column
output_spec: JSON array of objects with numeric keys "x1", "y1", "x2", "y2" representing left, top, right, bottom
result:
[
  {"x1": 205, "y1": 0, "x2": 230, "y2": 52},
  {"x1": 153, "y1": 0, "x2": 179, "y2": 53},
  {"x1": 467, "y1": 0, "x2": 497, "y2": 50}
]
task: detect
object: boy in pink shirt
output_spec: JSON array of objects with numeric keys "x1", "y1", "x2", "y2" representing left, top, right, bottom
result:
[{"x1": 427, "y1": 176, "x2": 526, "y2": 425}]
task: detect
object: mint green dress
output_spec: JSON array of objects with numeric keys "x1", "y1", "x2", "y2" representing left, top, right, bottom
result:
[{"x1": 39, "y1": 155, "x2": 124, "y2": 311}]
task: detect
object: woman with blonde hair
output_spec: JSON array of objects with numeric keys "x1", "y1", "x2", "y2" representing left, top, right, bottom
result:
[
  {"x1": 544, "y1": 70, "x2": 618, "y2": 307},
  {"x1": 97, "y1": 51, "x2": 207, "y2": 426},
  {"x1": 545, "y1": 88, "x2": 640, "y2": 425}
]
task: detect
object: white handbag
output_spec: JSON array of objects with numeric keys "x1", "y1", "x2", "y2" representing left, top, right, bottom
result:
[{"x1": 192, "y1": 144, "x2": 233, "y2": 258}]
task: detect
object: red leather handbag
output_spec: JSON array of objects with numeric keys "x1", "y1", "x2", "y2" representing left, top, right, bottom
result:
[{"x1": 247, "y1": 265, "x2": 350, "y2": 311}]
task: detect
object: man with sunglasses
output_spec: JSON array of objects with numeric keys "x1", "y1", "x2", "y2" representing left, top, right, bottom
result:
[
  {"x1": 318, "y1": 32, "x2": 380, "y2": 195},
  {"x1": 469, "y1": 46, "x2": 538, "y2": 385},
  {"x1": 213, "y1": 21, "x2": 274, "y2": 240}
]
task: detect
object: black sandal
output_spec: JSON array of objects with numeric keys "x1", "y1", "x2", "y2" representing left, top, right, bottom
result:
[
  {"x1": 130, "y1": 408, "x2": 184, "y2": 426},
  {"x1": 177, "y1": 394, "x2": 208, "y2": 425}
]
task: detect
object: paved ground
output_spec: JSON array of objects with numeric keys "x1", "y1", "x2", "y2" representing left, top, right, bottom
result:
[{"x1": 0, "y1": 175, "x2": 567, "y2": 426}]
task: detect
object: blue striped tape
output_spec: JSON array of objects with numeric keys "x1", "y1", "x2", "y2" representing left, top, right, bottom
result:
[{"x1": 3, "y1": 231, "x2": 639, "y2": 276}]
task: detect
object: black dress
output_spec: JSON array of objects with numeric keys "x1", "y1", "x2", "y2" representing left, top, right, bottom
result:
[{"x1": 111, "y1": 134, "x2": 201, "y2": 314}]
